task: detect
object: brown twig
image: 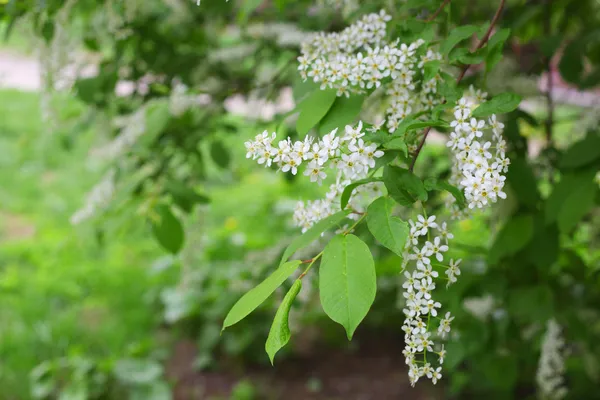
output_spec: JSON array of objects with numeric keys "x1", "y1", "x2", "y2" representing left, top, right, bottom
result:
[
  {"x1": 409, "y1": 0, "x2": 507, "y2": 172},
  {"x1": 426, "y1": 0, "x2": 452, "y2": 22}
]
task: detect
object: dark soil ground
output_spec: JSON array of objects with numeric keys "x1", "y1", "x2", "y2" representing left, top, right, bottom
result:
[{"x1": 166, "y1": 331, "x2": 438, "y2": 400}]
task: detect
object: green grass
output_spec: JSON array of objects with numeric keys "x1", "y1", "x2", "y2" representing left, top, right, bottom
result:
[{"x1": 0, "y1": 89, "x2": 169, "y2": 397}]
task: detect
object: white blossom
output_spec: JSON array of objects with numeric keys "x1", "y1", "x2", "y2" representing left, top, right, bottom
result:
[{"x1": 536, "y1": 319, "x2": 568, "y2": 400}]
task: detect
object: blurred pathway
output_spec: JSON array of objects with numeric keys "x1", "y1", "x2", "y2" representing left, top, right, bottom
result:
[{"x1": 0, "y1": 50, "x2": 41, "y2": 91}]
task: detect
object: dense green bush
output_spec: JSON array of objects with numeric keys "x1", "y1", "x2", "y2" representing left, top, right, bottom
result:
[{"x1": 2, "y1": 0, "x2": 600, "y2": 399}]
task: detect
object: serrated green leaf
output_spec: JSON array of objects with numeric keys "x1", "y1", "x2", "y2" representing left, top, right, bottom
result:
[
  {"x1": 318, "y1": 95, "x2": 365, "y2": 134},
  {"x1": 383, "y1": 166, "x2": 427, "y2": 206},
  {"x1": 488, "y1": 214, "x2": 534, "y2": 264},
  {"x1": 366, "y1": 197, "x2": 409, "y2": 256},
  {"x1": 150, "y1": 205, "x2": 185, "y2": 254},
  {"x1": 472, "y1": 93, "x2": 522, "y2": 118},
  {"x1": 319, "y1": 234, "x2": 376, "y2": 340},
  {"x1": 222, "y1": 260, "x2": 302, "y2": 330},
  {"x1": 560, "y1": 135, "x2": 600, "y2": 169},
  {"x1": 296, "y1": 89, "x2": 337, "y2": 136},
  {"x1": 440, "y1": 25, "x2": 479, "y2": 55},
  {"x1": 280, "y1": 210, "x2": 350, "y2": 265},
  {"x1": 340, "y1": 177, "x2": 384, "y2": 210},
  {"x1": 265, "y1": 279, "x2": 302, "y2": 364}
]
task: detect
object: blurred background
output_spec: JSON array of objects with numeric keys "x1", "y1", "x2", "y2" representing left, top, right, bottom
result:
[{"x1": 0, "y1": 0, "x2": 599, "y2": 399}]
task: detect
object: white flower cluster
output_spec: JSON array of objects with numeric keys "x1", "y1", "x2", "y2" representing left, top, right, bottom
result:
[
  {"x1": 70, "y1": 169, "x2": 116, "y2": 225},
  {"x1": 244, "y1": 122, "x2": 384, "y2": 231},
  {"x1": 299, "y1": 11, "x2": 426, "y2": 96},
  {"x1": 399, "y1": 214, "x2": 461, "y2": 386},
  {"x1": 298, "y1": 9, "x2": 446, "y2": 137},
  {"x1": 446, "y1": 90, "x2": 510, "y2": 211},
  {"x1": 536, "y1": 319, "x2": 568, "y2": 400}
]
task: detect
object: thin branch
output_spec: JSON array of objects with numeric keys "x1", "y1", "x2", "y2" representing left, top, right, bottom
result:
[
  {"x1": 426, "y1": 0, "x2": 452, "y2": 22},
  {"x1": 409, "y1": 0, "x2": 507, "y2": 172}
]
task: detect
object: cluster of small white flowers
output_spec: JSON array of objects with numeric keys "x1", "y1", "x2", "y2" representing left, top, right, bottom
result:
[
  {"x1": 298, "y1": 11, "x2": 427, "y2": 98},
  {"x1": 446, "y1": 88, "x2": 510, "y2": 211},
  {"x1": 536, "y1": 319, "x2": 568, "y2": 400},
  {"x1": 70, "y1": 170, "x2": 116, "y2": 225},
  {"x1": 244, "y1": 122, "x2": 384, "y2": 231},
  {"x1": 298, "y1": 10, "x2": 446, "y2": 138},
  {"x1": 400, "y1": 214, "x2": 461, "y2": 386}
]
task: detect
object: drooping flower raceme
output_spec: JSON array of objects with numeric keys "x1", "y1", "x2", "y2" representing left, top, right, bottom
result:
[
  {"x1": 244, "y1": 122, "x2": 384, "y2": 232},
  {"x1": 400, "y1": 213, "x2": 460, "y2": 386},
  {"x1": 445, "y1": 88, "x2": 510, "y2": 213},
  {"x1": 536, "y1": 319, "x2": 568, "y2": 400},
  {"x1": 70, "y1": 169, "x2": 116, "y2": 225}
]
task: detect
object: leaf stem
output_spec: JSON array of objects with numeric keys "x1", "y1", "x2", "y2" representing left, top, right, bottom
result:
[
  {"x1": 299, "y1": 251, "x2": 323, "y2": 279},
  {"x1": 344, "y1": 213, "x2": 367, "y2": 235},
  {"x1": 409, "y1": 0, "x2": 507, "y2": 172}
]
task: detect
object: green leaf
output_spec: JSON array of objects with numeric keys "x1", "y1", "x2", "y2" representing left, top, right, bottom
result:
[
  {"x1": 296, "y1": 89, "x2": 337, "y2": 136},
  {"x1": 340, "y1": 177, "x2": 384, "y2": 210},
  {"x1": 506, "y1": 157, "x2": 540, "y2": 208},
  {"x1": 166, "y1": 181, "x2": 209, "y2": 213},
  {"x1": 222, "y1": 260, "x2": 302, "y2": 330},
  {"x1": 440, "y1": 25, "x2": 479, "y2": 55},
  {"x1": 318, "y1": 95, "x2": 365, "y2": 135},
  {"x1": 560, "y1": 135, "x2": 600, "y2": 169},
  {"x1": 319, "y1": 234, "x2": 376, "y2": 340},
  {"x1": 488, "y1": 214, "x2": 534, "y2": 264},
  {"x1": 438, "y1": 77, "x2": 462, "y2": 103},
  {"x1": 424, "y1": 178, "x2": 466, "y2": 208},
  {"x1": 423, "y1": 60, "x2": 441, "y2": 82},
  {"x1": 383, "y1": 137, "x2": 408, "y2": 157},
  {"x1": 557, "y1": 174, "x2": 598, "y2": 233},
  {"x1": 485, "y1": 28, "x2": 511, "y2": 73},
  {"x1": 394, "y1": 119, "x2": 449, "y2": 137},
  {"x1": 366, "y1": 197, "x2": 409, "y2": 256},
  {"x1": 472, "y1": 93, "x2": 522, "y2": 118},
  {"x1": 210, "y1": 139, "x2": 230, "y2": 169},
  {"x1": 151, "y1": 205, "x2": 185, "y2": 254},
  {"x1": 383, "y1": 166, "x2": 428, "y2": 206},
  {"x1": 265, "y1": 279, "x2": 302, "y2": 364},
  {"x1": 559, "y1": 40, "x2": 585, "y2": 85},
  {"x1": 279, "y1": 210, "x2": 350, "y2": 265}
]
